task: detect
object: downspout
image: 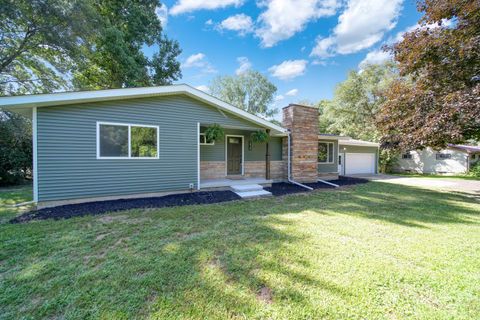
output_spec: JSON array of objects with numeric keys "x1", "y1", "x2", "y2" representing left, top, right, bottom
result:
[{"x1": 287, "y1": 130, "x2": 313, "y2": 190}]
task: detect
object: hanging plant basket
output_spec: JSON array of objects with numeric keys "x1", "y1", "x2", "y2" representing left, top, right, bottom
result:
[
  {"x1": 250, "y1": 130, "x2": 269, "y2": 144},
  {"x1": 204, "y1": 124, "x2": 224, "y2": 142}
]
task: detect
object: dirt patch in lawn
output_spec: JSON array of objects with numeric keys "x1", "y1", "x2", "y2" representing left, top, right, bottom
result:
[{"x1": 257, "y1": 286, "x2": 273, "y2": 304}]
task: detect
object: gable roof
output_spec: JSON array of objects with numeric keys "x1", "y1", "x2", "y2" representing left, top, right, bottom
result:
[{"x1": 0, "y1": 84, "x2": 287, "y2": 136}]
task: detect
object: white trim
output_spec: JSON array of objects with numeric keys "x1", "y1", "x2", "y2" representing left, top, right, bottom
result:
[
  {"x1": 199, "y1": 133, "x2": 215, "y2": 145},
  {"x1": 197, "y1": 122, "x2": 200, "y2": 190},
  {"x1": 96, "y1": 121, "x2": 159, "y2": 159},
  {"x1": 0, "y1": 84, "x2": 287, "y2": 136},
  {"x1": 32, "y1": 107, "x2": 38, "y2": 203},
  {"x1": 225, "y1": 135, "x2": 244, "y2": 176},
  {"x1": 318, "y1": 141, "x2": 335, "y2": 164},
  {"x1": 339, "y1": 139, "x2": 380, "y2": 147}
]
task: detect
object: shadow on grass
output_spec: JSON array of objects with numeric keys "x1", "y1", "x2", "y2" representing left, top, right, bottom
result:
[{"x1": 1, "y1": 181, "x2": 479, "y2": 318}]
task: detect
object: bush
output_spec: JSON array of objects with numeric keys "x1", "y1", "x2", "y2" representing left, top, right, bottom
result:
[
  {"x1": 468, "y1": 162, "x2": 480, "y2": 177},
  {"x1": 0, "y1": 111, "x2": 32, "y2": 186}
]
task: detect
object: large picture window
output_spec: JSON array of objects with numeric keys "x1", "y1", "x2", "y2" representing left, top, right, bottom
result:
[
  {"x1": 97, "y1": 122, "x2": 159, "y2": 159},
  {"x1": 318, "y1": 142, "x2": 334, "y2": 164}
]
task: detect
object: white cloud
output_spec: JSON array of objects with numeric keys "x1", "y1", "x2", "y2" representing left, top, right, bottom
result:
[
  {"x1": 268, "y1": 60, "x2": 308, "y2": 80},
  {"x1": 285, "y1": 88, "x2": 298, "y2": 96},
  {"x1": 359, "y1": 50, "x2": 392, "y2": 69},
  {"x1": 195, "y1": 85, "x2": 210, "y2": 92},
  {"x1": 311, "y1": 0, "x2": 403, "y2": 58},
  {"x1": 256, "y1": 0, "x2": 339, "y2": 47},
  {"x1": 205, "y1": 19, "x2": 214, "y2": 26},
  {"x1": 219, "y1": 14, "x2": 254, "y2": 35},
  {"x1": 235, "y1": 57, "x2": 252, "y2": 75},
  {"x1": 170, "y1": 0, "x2": 244, "y2": 15},
  {"x1": 183, "y1": 53, "x2": 217, "y2": 73},
  {"x1": 156, "y1": 5, "x2": 168, "y2": 27},
  {"x1": 275, "y1": 95, "x2": 285, "y2": 101}
]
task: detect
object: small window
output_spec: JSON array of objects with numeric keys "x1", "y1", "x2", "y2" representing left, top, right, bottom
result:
[
  {"x1": 436, "y1": 153, "x2": 451, "y2": 160},
  {"x1": 402, "y1": 152, "x2": 413, "y2": 160},
  {"x1": 97, "y1": 122, "x2": 158, "y2": 159},
  {"x1": 318, "y1": 142, "x2": 334, "y2": 164},
  {"x1": 199, "y1": 133, "x2": 215, "y2": 145}
]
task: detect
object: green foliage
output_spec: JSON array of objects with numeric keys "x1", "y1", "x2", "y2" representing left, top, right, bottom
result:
[
  {"x1": 379, "y1": 149, "x2": 399, "y2": 173},
  {"x1": 378, "y1": 0, "x2": 480, "y2": 150},
  {"x1": 321, "y1": 62, "x2": 398, "y2": 142},
  {"x1": 468, "y1": 162, "x2": 480, "y2": 178},
  {"x1": 0, "y1": 0, "x2": 98, "y2": 94},
  {"x1": 209, "y1": 70, "x2": 277, "y2": 118},
  {"x1": 0, "y1": 0, "x2": 182, "y2": 95},
  {"x1": 204, "y1": 124, "x2": 224, "y2": 143},
  {"x1": 0, "y1": 111, "x2": 32, "y2": 186},
  {"x1": 250, "y1": 130, "x2": 269, "y2": 144},
  {"x1": 73, "y1": 0, "x2": 182, "y2": 89}
]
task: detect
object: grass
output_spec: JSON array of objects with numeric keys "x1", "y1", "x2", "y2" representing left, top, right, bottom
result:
[
  {"x1": 1, "y1": 183, "x2": 480, "y2": 319},
  {"x1": 391, "y1": 172, "x2": 480, "y2": 181}
]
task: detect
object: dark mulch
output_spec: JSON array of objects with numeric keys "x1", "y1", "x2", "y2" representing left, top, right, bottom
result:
[
  {"x1": 265, "y1": 176, "x2": 369, "y2": 196},
  {"x1": 11, "y1": 176, "x2": 370, "y2": 223},
  {"x1": 10, "y1": 191, "x2": 241, "y2": 223}
]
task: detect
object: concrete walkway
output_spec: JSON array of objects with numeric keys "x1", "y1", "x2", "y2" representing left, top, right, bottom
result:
[{"x1": 349, "y1": 174, "x2": 480, "y2": 196}]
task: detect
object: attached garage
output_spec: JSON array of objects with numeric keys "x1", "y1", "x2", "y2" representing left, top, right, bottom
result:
[{"x1": 339, "y1": 140, "x2": 379, "y2": 175}]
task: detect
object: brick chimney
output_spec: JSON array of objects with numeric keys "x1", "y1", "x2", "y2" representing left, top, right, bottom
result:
[{"x1": 282, "y1": 104, "x2": 319, "y2": 183}]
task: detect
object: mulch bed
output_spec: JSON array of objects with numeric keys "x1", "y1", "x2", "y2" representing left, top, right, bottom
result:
[
  {"x1": 266, "y1": 176, "x2": 369, "y2": 196},
  {"x1": 10, "y1": 191, "x2": 241, "y2": 224},
  {"x1": 11, "y1": 176, "x2": 369, "y2": 223}
]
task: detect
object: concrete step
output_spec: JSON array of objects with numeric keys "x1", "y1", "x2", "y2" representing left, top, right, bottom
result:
[
  {"x1": 230, "y1": 184, "x2": 264, "y2": 192},
  {"x1": 234, "y1": 189, "x2": 272, "y2": 199}
]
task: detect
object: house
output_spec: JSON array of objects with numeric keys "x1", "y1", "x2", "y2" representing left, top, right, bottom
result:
[
  {"x1": 0, "y1": 85, "x2": 379, "y2": 208},
  {"x1": 394, "y1": 145, "x2": 480, "y2": 174}
]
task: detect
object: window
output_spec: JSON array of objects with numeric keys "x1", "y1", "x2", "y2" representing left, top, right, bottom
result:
[
  {"x1": 97, "y1": 122, "x2": 159, "y2": 159},
  {"x1": 436, "y1": 153, "x2": 451, "y2": 160},
  {"x1": 318, "y1": 142, "x2": 334, "y2": 164},
  {"x1": 402, "y1": 152, "x2": 413, "y2": 160},
  {"x1": 199, "y1": 133, "x2": 215, "y2": 145}
]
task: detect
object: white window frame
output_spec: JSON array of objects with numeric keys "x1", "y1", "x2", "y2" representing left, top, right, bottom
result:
[
  {"x1": 402, "y1": 152, "x2": 413, "y2": 160},
  {"x1": 96, "y1": 121, "x2": 159, "y2": 159},
  {"x1": 199, "y1": 133, "x2": 215, "y2": 145},
  {"x1": 318, "y1": 141, "x2": 334, "y2": 164},
  {"x1": 436, "y1": 153, "x2": 451, "y2": 160}
]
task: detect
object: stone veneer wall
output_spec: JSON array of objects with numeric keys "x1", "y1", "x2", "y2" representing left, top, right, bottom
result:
[
  {"x1": 282, "y1": 104, "x2": 319, "y2": 183},
  {"x1": 200, "y1": 161, "x2": 285, "y2": 180}
]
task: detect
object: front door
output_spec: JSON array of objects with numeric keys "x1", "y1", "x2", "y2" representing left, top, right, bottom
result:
[{"x1": 227, "y1": 136, "x2": 243, "y2": 175}]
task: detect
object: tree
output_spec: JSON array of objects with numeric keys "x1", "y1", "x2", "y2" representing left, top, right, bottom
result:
[
  {"x1": 209, "y1": 70, "x2": 277, "y2": 118},
  {"x1": 0, "y1": 111, "x2": 32, "y2": 185},
  {"x1": 0, "y1": 0, "x2": 98, "y2": 94},
  {"x1": 73, "y1": 0, "x2": 181, "y2": 89},
  {"x1": 322, "y1": 62, "x2": 398, "y2": 142},
  {"x1": 377, "y1": 0, "x2": 480, "y2": 151},
  {"x1": 0, "y1": 0, "x2": 182, "y2": 95}
]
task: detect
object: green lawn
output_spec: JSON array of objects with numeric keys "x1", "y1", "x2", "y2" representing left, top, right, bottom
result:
[
  {"x1": 1, "y1": 183, "x2": 479, "y2": 319},
  {"x1": 391, "y1": 172, "x2": 480, "y2": 181}
]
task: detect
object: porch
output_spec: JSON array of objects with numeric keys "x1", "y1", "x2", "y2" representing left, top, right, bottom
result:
[{"x1": 200, "y1": 177, "x2": 273, "y2": 189}]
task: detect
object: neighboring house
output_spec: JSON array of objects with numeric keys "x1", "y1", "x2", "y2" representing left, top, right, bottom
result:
[
  {"x1": 394, "y1": 145, "x2": 480, "y2": 174},
  {"x1": 0, "y1": 86, "x2": 378, "y2": 208}
]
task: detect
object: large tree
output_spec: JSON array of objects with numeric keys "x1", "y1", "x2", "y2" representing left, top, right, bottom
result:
[
  {"x1": 377, "y1": 0, "x2": 480, "y2": 151},
  {"x1": 73, "y1": 0, "x2": 181, "y2": 89},
  {"x1": 209, "y1": 70, "x2": 277, "y2": 118},
  {"x1": 0, "y1": 0, "x2": 182, "y2": 95},
  {"x1": 322, "y1": 62, "x2": 398, "y2": 142}
]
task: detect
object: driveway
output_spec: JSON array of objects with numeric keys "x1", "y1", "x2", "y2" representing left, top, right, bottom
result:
[{"x1": 350, "y1": 174, "x2": 480, "y2": 196}]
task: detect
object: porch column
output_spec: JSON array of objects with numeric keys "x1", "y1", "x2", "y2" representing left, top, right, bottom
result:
[{"x1": 265, "y1": 129, "x2": 271, "y2": 180}]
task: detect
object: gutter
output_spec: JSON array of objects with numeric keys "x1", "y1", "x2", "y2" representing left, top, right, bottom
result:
[{"x1": 287, "y1": 130, "x2": 313, "y2": 191}]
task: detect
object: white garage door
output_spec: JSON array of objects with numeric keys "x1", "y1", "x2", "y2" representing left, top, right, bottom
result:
[{"x1": 346, "y1": 153, "x2": 376, "y2": 174}]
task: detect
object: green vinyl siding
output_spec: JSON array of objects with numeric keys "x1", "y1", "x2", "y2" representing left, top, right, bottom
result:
[
  {"x1": 200, "y1": 128, "x2": 283, "y2": 162},
  {"x1": 339, "y1": 144, "x2": 379, "y2": 174},
  {"x1": 36, "y1": 95, "x2": 266, "y2": 202},
  {"x1": 318, "y1": 140, "x2": 338, "y2": 173}
]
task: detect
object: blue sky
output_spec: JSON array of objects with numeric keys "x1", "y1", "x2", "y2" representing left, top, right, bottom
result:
[{"x1": 147, "y1": 0, "x2": 422, "y2": 119}]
